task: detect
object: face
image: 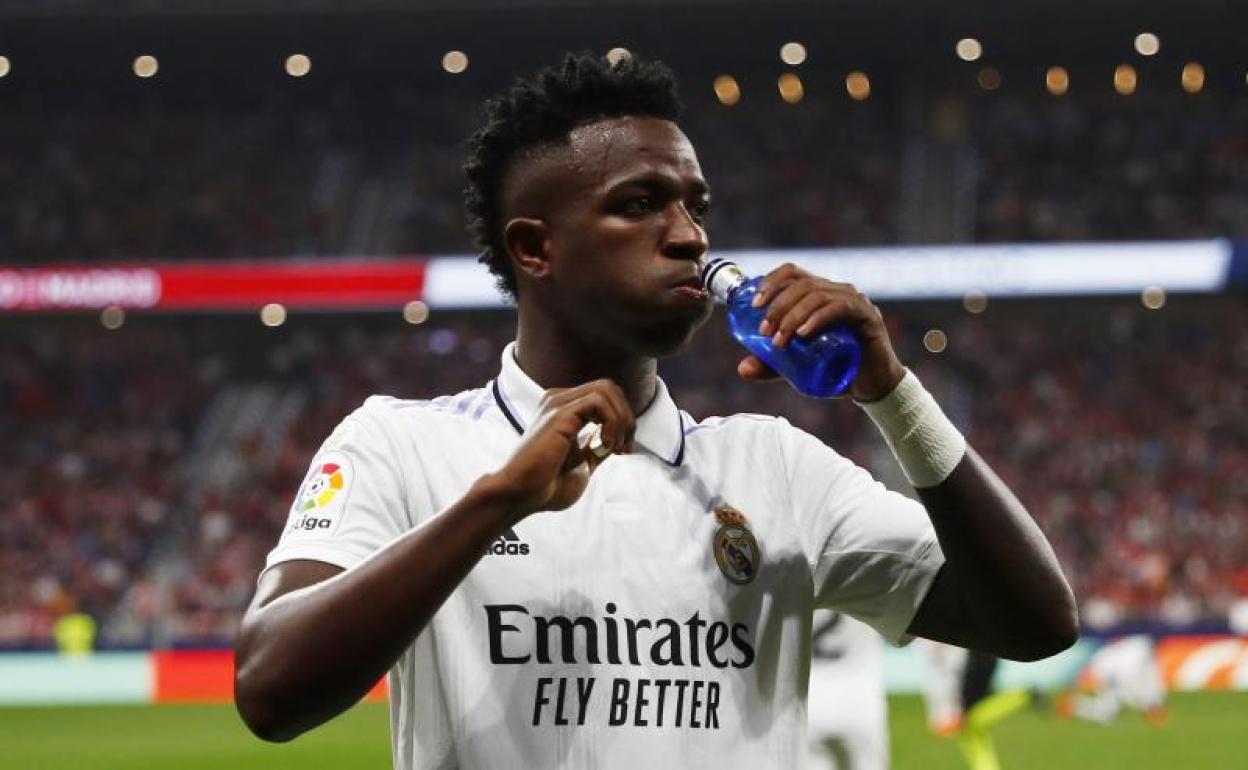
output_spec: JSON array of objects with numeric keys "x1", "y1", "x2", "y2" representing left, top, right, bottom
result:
[{"x1": 508, "y1": 116, "x2": 713, "y2": 357}]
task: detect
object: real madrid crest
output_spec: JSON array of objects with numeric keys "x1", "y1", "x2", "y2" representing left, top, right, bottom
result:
[{"x1": 712, "y1": 503, "x2": 761, "y2": 585}]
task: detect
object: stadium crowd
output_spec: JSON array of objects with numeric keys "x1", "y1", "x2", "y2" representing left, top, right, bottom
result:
[
  {"x1": 0, "y1": 323, "x2": 211, "y2": 645},
  {"x1": 2, "y1": 297, "x2": 1244, "y2": 647},
  {"x1": 4, "y1": 54, "x2": 1245, "y2": 648},
  {"x1": 972, "y1": 94, "x2": 1248, "y2": 243},
  {"x1": 8, "y1": 85, "x2": 1248, "y2": 265}
]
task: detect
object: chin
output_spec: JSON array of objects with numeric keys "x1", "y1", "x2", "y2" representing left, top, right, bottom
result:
[{"x1": 637, "y1": 310, "x2": 710, "y2": 358}]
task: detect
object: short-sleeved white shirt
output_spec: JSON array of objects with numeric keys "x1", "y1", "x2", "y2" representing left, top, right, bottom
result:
[{"x1": 265, "y1": 342, "x2": 944, "y2": 770}]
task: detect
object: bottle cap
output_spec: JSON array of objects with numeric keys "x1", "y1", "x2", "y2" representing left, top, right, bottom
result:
[{"x1": 701, "y1": 258, "x2": 747, "y2": 302}]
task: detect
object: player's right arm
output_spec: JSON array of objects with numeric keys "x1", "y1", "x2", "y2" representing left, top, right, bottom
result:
[{"x1": 233, "y1": 380, "x2": 635, "y2": 742}]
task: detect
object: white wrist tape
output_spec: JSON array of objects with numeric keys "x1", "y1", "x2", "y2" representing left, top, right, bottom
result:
[{"x1": 857, "y1": 369, "x2": 967, "y2": 489}]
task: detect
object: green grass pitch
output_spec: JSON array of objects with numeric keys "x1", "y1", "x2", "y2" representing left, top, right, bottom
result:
[{"x1": 1, "y1": 692, "x2": 1242, "y2": 769}]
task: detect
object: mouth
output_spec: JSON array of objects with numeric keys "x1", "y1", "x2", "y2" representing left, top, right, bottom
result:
[
  {"x1": 669, "y1": 275, "x2": 709, "y2": 303},
  {"x1": 670, "y1": 285, "x2": 710, "y2": 304}
]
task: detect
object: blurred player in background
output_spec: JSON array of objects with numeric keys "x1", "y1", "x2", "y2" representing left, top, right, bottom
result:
[
  {"x1": 806, "y1": 610, "x2": 889, "y2": 770},
  {"x1": 1057, "y1": 634, "x2": 1167, "y2": 726},
  {"x1": 920, "y1": 641, "x2": 1034, "y2": 770}
]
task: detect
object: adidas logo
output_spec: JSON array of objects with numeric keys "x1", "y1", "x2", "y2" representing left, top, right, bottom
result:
[{"x1": 489, "y1": 527, "x2": 530, "y2": 556}]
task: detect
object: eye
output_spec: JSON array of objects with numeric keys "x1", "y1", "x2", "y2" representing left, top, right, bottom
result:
[
  {"x1": 689, "y1": 200, "x2": 712, "y2": 224},
  {"x1": 621, "y1": 196, "x2": 656, "y2": 216}
]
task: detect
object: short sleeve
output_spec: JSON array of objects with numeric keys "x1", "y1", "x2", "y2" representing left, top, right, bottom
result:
[
  {"x1": 263, "y1": 398, "x2": 409, "y2": 573},
  {"x1": 776, "y1": 418, "x2": 945, "y2": 644}
]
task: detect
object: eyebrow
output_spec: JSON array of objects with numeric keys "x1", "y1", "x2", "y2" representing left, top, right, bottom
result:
[{"x1": 606, "y1": 171, "x2": 710, "y2": 198}]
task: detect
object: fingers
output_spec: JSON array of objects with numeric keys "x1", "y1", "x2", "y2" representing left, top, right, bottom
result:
[
  {"x1": 750, "y1": 262, "x2": 807, "y2": 308},
  {"x1": 768, "y1": 291, "x2": 833, "y2": 347},
  {"x1": 753, "y1": 265, "x2": 877, "y2": 348},
  {"x1": 737, "y1": 355, "x2": 779, "y2": 381},
  {"x1": 539, "y1": 379, "x2": 636, "y2": 455}
]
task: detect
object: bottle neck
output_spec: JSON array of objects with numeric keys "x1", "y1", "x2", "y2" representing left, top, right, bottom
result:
[{"x1": 703, "y1": 259, "x2": 748, "y2": 303}]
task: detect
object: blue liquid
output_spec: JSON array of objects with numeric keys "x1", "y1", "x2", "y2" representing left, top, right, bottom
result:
[{"x1": 724, "y1": 276, "x2": 861, "y2": 398}]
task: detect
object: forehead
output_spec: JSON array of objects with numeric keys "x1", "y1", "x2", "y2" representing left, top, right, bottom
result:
[{"x1": 565, "y1": 116, "x2": 703, "y2": 189}]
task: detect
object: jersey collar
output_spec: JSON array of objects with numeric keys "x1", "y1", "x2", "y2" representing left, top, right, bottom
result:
[{"x1": 492, "y1": 341, "x2": 686, "y2": 467}]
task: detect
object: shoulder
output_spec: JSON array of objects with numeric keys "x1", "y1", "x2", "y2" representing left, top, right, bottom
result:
[
  {"x1": 682, "y1": 411, "x2": 810, "y2": 447},
  {"x1": 683, "y1": 410, "x2": 858, "y2": 479},
  {"x1": 351, "y1": 387, "x2": 501, "y2": 435}
]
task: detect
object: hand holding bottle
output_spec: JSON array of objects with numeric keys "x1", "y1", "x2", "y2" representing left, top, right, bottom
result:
[{"x1": 704, "y1": 260, "x2": 905, "y2": 401}]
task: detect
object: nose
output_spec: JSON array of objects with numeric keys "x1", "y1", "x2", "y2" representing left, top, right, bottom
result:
[{"x1": 661, "y1": 202, "x2": 708, "y2": 262}]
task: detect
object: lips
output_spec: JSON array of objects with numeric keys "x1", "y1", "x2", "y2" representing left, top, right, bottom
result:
[{"x1": 669, "y1": 276, "x2": 710, "y2": 306}]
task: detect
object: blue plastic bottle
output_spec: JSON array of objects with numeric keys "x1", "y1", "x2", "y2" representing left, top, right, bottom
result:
[{"x1": 702, "y1": 258, "x2": 861, "y2": 398}]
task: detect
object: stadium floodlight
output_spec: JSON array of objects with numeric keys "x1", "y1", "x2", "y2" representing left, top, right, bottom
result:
[
  {"x1": 133, "y1": 55, "x2": 159, "y2": 78},
  {"x1": 923, "y1": 329, "x2": 948, "y2": 353},
  {"x1": 1114, "y1": 64, "x2": 1137, "y2": 95},
  {"x1": 777, "y1": 73, "x2": 803, "y2": 103},
  {"x1": 442, "y1": 50, "x2": 468, "y2": 74},
  {"x1": 1134, "y1": 32, "x2": 1160, "y2": 56},
  {"x1": 713, "y1": 75, "x2": 741, "y2": 105},
  {"x1": 100, "y1": 305, "x2": 125, "y2": 330},
  {"x1": 977, "y1": 67, "x2": 1001, "y2": 91},
  {"x1": 1046, "y1": 66, "x2": 1069, "y2": 96},
  {"x1": 956, "y1": 38, "x2": 982, "y2": 62},
  {"x1": 1182, "y1": 62, "x2": 1205, "y2": 93},
  {"x1": 402, "y1": 300, "x2": 430, "y2": 325},
  {"x1": 259, "y1": 303, "x2": 287, "y2": 327},
  {"x1": 780, "y1": 42, "x2": 807, "y2": 66},
  {"x1": 845, "y1": 71, "x2": 870, "y2": 101},
  {"x1": 285, "y1": 54, "x2": 311, "y2": 77}
]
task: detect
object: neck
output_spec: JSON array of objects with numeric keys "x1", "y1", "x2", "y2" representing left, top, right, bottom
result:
[{"x1": 513, "y1": 307, "x2": 658, "y2": 415}]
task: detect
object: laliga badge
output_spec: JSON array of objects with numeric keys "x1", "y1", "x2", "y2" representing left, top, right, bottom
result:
[
  {"x1": 712, "y1": 503, "x2": 761, "y2": 585},
  {"x1": 297, "y1": 462, "x2": 345, "y2": 512},
  {"x1": 284, "y1": 452, "x2": 352, "y2": 537}
]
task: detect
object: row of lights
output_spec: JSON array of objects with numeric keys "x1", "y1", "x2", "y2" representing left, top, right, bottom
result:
[
  {"x1": 956, "y1": 32, "x2": 1208, "y2": 95},
  {"x1": 956, "y1": 32, "x2": 1163, "y2": 63},
  {"x1": 0, "y1": 47, "x2": 1227, "y2": 102},
  {"x1": 711, "y1": 61, "x2": 1207, "y2": 104},
  {"x1": 721, "y1": 41, "x2": 863, "y2": 105},
  {"x1": 921, "y1": 285, "x2": 1167, "y2": 354},
  {"x1": 710, "y1": 37, "x2": 1217, "y2": 105},
  {"x1": 98, "y1": 299, "x2": 433, "y2": 330},
  {"x1": 94, "y1": 288, "x2": 1169, "y2": 332},
  {"x1": 973, "y1": 62, "x2": 1207, "y2": 95},
  {"x1": 713, "y1": 71, "x2": 871, "y2": 105},
  {"x1": 0, "y1": 51, "x2": 472, "y2": 79}
]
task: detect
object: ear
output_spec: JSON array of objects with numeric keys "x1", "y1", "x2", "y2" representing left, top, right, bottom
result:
[{"x1": 503, "y1": 217, "x2": 552, "y2": 282}]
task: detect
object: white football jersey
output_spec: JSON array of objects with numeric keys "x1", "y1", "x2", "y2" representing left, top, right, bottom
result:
[
  {"x1": 1084, "y1": 635, "x2": 1163, "y2": 709},
  {"x1": 265, "y1": 342, "x2": 944, "y2": 770},
  {"x1": 806, "y1": 611, "x2": 888, "y2": 770},
  {"x1": 918, "y1": 640, "x2": 969, "y2": 731}
]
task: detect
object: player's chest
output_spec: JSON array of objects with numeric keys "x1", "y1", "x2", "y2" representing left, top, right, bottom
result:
[{"x1": 460, "y1": 453, "x2": 810, "y2": 611}]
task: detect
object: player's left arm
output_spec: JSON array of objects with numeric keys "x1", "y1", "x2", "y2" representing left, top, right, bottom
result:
[{"x1": 744, "y1": 263, "x2": 1078, "y2": 662}]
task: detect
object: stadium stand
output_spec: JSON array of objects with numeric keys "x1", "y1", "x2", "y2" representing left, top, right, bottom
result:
[
  {"x1": 2, "y1": 296, "x2": 1243, "y2": 647},
  {"x1": 3, "y1": 5, "x2": 1245, "y2": 650},
  {"x1": 972, "y1": 94, "x2": 1248, "y2": 243},
  {"x1": 6, "y1": 87, "x2": 1248, "y2": 264}
]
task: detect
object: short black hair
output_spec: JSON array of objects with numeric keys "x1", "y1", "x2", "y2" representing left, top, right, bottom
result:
[{"x1": 463, "y1": 51, "x2": 683, "y2": 298}]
